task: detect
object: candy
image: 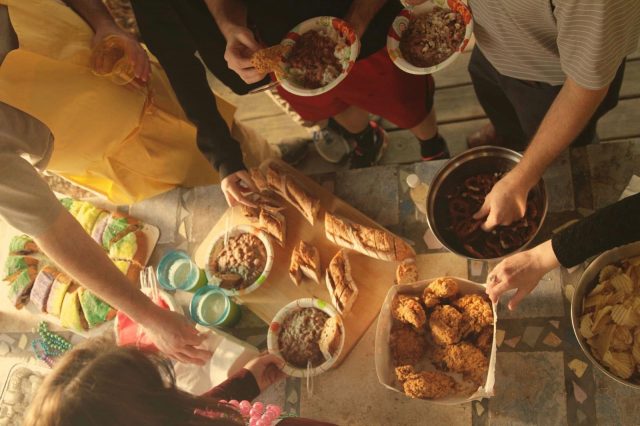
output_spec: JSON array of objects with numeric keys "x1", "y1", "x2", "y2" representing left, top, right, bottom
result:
[{"x1": 252, "y1": 401, "x2": 264, "y2": 414}]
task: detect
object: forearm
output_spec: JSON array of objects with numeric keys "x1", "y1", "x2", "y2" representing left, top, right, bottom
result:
[
  {"x1": 203, "y1": 368, "x2": 260, "y2": 401},
  {"x1": 204, "y1": 0, "x2": 248, "y2": 40},
  {"x1": 512, "y1": 78, "x2": 608, "y2": 190},
  {"x1": 344, "y1": 0, "x2": 389, "y2": 37},
  {"x1": 35, "y1": 209, "x2": 159, "y2": 327},
  {"x1": 61, "y1": 0, "x2": 120, "y2": 33},
  {"x1": 552, "y1": 193, "x2": 640, "y2": 267}
]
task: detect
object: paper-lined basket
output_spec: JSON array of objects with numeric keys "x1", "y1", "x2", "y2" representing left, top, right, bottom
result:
[{"x1": 375, "y1": 277, "x2": 497, "y2": 404}]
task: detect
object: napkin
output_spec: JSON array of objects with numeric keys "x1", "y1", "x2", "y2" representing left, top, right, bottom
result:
[
  {"x1": 620, "y1": 175, "x2": 640, "y2": 200},
  {"x1": 173, "y1": 327, "x2": 259, "y2": 395}
]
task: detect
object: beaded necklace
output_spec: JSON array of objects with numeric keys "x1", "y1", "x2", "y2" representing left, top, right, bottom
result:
[{"x1": 31, "y1": 321, "x2": 72, "y2": 367}]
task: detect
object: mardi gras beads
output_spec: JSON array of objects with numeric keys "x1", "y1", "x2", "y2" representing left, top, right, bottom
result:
[{"x1": 32, "y1": 321, "x2": 72, "y2": 367}]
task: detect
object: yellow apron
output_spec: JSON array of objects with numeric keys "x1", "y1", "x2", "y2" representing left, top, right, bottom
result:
[{"x1": 0, "y1": 0, "x2": 268, "y2": 204}]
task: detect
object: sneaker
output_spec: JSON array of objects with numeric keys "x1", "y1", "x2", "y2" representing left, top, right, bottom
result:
[
  {"x1": 466, "y1": 123, "x2": 506, "y2": 149},
  {"x1": 275, "y1": 138, "x2": 310, "y2": 166},
  {"x1": 420, "y1": 134, "x2": 450, "y2": 161},
  {"x1": 349, "y1": 121, "x2": 388, "y2": 169},
  {"x1": 312, "y1": 119, "x2": 352, "y2": 164}
]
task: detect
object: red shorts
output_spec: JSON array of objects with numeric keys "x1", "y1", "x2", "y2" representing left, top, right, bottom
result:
[{"x1": 276, "y1": 48, "x2": 435, "y2": 129}]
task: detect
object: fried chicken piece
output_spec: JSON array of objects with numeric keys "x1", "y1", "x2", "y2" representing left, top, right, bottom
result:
[
  {"x1": 475, "y1": 326, "x2": 493, "y2": 355},
  {"x1": 423, "y1": 277, "x2": 459, "y2": 307},
  {"x1": 453, "y1": 294, "x2": 493, "y2": 334},
  {"x1": 395, "y1": 365, "x2": 416, "y2": 383},
  {"x1": 429, "y1": 305, "x2": 464, "y2": 345},
  {"x1": 390, "y1": 325, "x2": 426, "y2": 365},
  {"x1": 440, "y1": 342, "x2": 489, "y2": 387},
  {"x1": 402, "y1": 371, "x2": 457, "y2": 399},
  {"x1": 392, "y1": 295, "x2": 427, "y2": 329}
]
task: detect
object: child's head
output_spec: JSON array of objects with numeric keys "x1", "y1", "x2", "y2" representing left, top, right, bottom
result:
[{"x1": 24, "y1": 338, "x2": 243, "y2": 426}]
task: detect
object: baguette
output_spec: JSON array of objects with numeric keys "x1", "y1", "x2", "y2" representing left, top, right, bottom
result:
[
  {"x1": 319, "y1": 316, "x2": 342, "y2": 360},
  {"x1": 325, "y1": 213, "x2": 415, "y2": 262},
  {"x1": 249, "y1": 168, "x2": 269, "y2": 192},
  {"x1": 259, "y1": 208, "x2": 286, "y2": 247},
  {"x1": 266, "y1": 163, "x2": 320, "y2": 225},
  {"x1": 396, "y1": 259, "x2": 419, "y2": 285},
  {"x1": 326, "y1": 249, "x2": 358, "y2": 315},
  {"x1": 289, "y1": 241, "x2": 321, "y2": 286}
]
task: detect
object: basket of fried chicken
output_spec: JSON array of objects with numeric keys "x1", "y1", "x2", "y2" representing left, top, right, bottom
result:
[{"x1": 375, "y1": 277, "x2": 497, "y2": 403}]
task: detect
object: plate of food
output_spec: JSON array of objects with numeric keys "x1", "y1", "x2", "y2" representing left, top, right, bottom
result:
[
  {"x1": 205, "y1": 225, "x2": 274, "y2": 297},
  {"x1": 387, "y1": 0, "x2": 473, "y2": 75},
  {"x1": 572, "y1": 241, "x2": 640, "y2": 389},
  {"x1": 375, "y1": 277, "x2": 497, "y2": 403},
  {"x1": 0, "y1": 362, "x2": 49, "y2": 425},
  {"x1": 253, "y1": 16, "x2": 360, "y2": 96},
  {"x1": 267, "y1": 298, "x2": 345, "y2": 378}
]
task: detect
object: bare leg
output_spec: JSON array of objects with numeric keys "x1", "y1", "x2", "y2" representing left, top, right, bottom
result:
[
  {"x1": 409, "y1": 108, "x2": 438, "y2": 140},
  {"x1": 333, "y1": 105, "x2": 370, "y2": 134}
]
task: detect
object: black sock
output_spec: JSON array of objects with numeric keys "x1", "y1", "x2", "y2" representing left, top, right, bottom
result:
[{"x1": 420, "y1": 133, "x2": 447, "y2": 158}]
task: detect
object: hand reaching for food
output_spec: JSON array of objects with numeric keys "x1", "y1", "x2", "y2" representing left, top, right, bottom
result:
[
  {"x1": 221, "y1": 170, "x2": 259, "y2": 207},
  {"x1": 485, "y1": 240, "x2": 560, "y2": 310},
  {"x1": 224, "y1": 27, "x2": 267, "y2": 83},
  {"x1": 473, "y1": 172, "x2": 529, "y2": 231},
  {"x1": 244, "y1": 353, "x2": 286, "y2": 392}
]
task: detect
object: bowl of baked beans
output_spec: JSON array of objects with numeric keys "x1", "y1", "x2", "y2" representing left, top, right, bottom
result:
[{"x1": 388, "y1": 0, "x2": 473, "y2": 75}]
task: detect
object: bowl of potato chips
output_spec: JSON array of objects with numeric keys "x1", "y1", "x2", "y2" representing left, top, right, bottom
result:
[{"x1": 571, "y1": 241, "x2": 640, "y2": 388}]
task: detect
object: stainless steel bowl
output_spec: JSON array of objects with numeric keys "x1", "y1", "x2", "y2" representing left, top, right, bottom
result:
[
  {"x1": 425, "y1": 146, "x2": 548, "y2": 261},
  {"x1": 571, "y1": 241, "x2": 640, "y2": 389}
]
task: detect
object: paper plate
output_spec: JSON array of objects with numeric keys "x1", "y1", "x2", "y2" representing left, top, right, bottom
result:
[
  {"x1": 387, "y1": 0, "x2": 474, "y2": 75},
  {"x1": 267, "y1": 298, "x2": 346, "y2": 378},
  {"x1": 278, "y1": 16, "x2": 360, "y2": 97},
  {"x1": 205, "y1": 225, "x2": 274, "y2": 297}
]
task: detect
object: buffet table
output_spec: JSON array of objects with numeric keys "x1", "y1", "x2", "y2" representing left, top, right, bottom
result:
[{"x1": 1, "y1": 141, "x2": 639, "y2": 425}]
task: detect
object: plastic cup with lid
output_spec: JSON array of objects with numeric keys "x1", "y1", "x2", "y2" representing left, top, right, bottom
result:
[{"x1": 190, "y1": 286, "x2": 242, "y2": 328}]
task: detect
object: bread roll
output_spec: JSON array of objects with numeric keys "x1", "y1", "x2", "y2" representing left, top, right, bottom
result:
[
  {"x1": 259, "y1": 209, "x2": 286, "y2": 247},
  {"x1": 326, "y1": 250, "x2": 358, "y2": 315},
  {"x1": 319, "y1": 316, "x2": 342, "y2": 360},
  {"x1": 396, "y1": 259, "x2": 419, "y2": 285},
  {"x1": 325, "y1": 213, "x2": 415, "y2": 262}
]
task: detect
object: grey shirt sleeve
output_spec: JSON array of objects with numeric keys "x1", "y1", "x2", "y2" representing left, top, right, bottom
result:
[{"x1": 555, "y1": 0, "x2": 640, "y2": 90}]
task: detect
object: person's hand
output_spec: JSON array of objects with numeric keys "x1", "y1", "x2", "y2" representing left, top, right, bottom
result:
[
  {"x1": 142, "y1": 308, "x2": 211, "y2": 365},
  {"x1": 485, "y1": 240, "x2": 560, "y2": 310},
  {"x1": 223, "y1": 26, "x2": 266, "y2": 84},
  {"x1": 221, "y1": 170, "x2": 258, "y2": 207},
  {"x1": 244, "y1": 353, "x2": 286, "y2": 392},
  {"x1": 92, "y1": 24, "x2": 151, "y2": 83},
  {"x1": 473, "y1": 171, "x2": 530, "y2": 231}
]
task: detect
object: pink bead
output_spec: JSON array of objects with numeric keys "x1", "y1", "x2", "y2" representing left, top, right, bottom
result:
[
  {"x1": 249, "y1": 419, "x2": 259, "y2": 426},
  {"x1": 239, "y1": 400, "x2": 252, "y2": 410},
  {"x1": 266, "y1": 405, "x2": 281, "y2": 417},
  {"x1": 240, "y1": 407, "x2": 251, "y2": 416},
  {"x1": 256, "y1": 420, "x2": 269, "y2": 426},
  {"x1": 229, "y1": 400, "x2": 240, "y2": 407},
  {"x1": 249, "y1": 408, "x2": 261, "y2": 418},
  {"x1": 262, "y1": 412, "x2": 275, "y2": 422},
  {"x1": 219, "y1": 400, "x2": 227, "y2": 404},
  {"x1": 252, "y1": 401, "x2": 264, "y2": 414}
]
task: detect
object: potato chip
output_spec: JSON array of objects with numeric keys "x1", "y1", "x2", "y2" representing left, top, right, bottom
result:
[
  {"x1": 611, "y1": 325, "x2": 633, "y2": 351},
  {"x1": 589, "y1": 282, "x2": 608, "y2": 296},
  {"x1": 593, "y1": 324, "x2": 616, "y2": 359},
  {"x1": 602, "y1": 351, "x2": 635, "y2": 379},
  {"x1": 599, "y1": 265, "x2": 622, "y2": 281},
  {"x1": 591, "y1": 306, "x2": 613, "y2": 333},
  {"x1": 632, "y1": 330, "x2": 640, "y2": 364},
  {"x1": 580, "y1": 314, "x2": 595, "y2": 339},
  {"x1": 627, "y1": 256, "x2": 640, "y2": 267},
  {"x1": 606, "y1": 291, "x2": 626, "y2": 306},
  {"x1": 585, "y1": 293, "x2": 611, "y2": 310},
  {"x1": 611, "y1": 273, "x2": 634, "y2": 295},
  {"x1": 611, "y1": 303, "x2": 640, "y2": 327}
]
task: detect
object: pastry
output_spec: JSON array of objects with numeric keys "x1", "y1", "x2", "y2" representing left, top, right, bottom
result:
[
  {"x1": 101, "y1": 212, "x2": 141, "y2": 250},
  {"x1": 90, "y1": 211, "x2": 110, "y2": 245},
  {"x1": 7, "y1": 267, "x2": 37, "y2": 308},
  {"x1": 325, "y1": 212, "x2": 415, "y2": 262},
  {"x1": 69, "y1": 200, "x2": 107, "y2": 234},
  {"x1": 46, "y1": 274, "x2": 73, "y2": 316},
  {"x1": 3, "y1": 255, "x2": 38, "y2": 280},
  {"x1": 112, "y1": 259, "x2": 142, "y2": 285},
  {"x1": 60, "y1": 286, "x2": 88, "y2": 332},
  {"x1": 30, "y1": 266, "x2": 60, "y2": 312},
  {"x1": 266, "y1": 163, "x2": 320, "y2": 225},
  {"x1": 109, "y1": 230, "x2": 147, "y2": 267},
  {"x1": 396, "y1": 259, "x2": 419, "y2": 285},
  {"x1": 79, "y1": 288, "x2": 115, "y2": 328},
  {"x1": 289, "y1": 241, "x2": 321, "y2": 286},
  {"x1": 9, "y1": 235, "x2": 38, "y2": 255},
  {"x1": 325, "y1": 249, "x2": 358, "y2": 315}
]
